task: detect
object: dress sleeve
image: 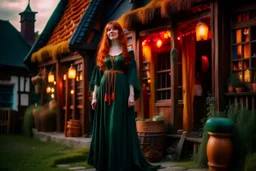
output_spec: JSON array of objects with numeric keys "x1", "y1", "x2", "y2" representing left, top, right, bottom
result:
[
  {"x1": 89, "y1": 65, "x2": 103, "y2": 91},
  {"x1": 127, "y1": 50, "x2": 141, "y2": 100}
]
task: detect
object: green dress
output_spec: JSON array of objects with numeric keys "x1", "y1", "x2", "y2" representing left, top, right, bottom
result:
[{"x1": 88, "y1": 50, "x2": 159, "y2": 171}]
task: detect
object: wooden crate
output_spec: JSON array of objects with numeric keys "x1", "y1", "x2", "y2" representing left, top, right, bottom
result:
[{"x1": 0, "y1": 108, "x2": 17, "y2": 134}]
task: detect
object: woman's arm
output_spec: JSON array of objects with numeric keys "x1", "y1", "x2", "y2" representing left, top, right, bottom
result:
[
  {"x1": 128, "y1": 84, "x2": 135, "y2": 107},
  {"x1": 91, "y1": 85, "x2": 98, "y2": 110}
]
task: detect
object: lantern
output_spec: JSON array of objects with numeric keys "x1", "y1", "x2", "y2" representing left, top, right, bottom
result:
[
  {"x1": 156, "y1": 39, "x2": 162, "y2": 48},
  {"x1": 46, "y1": 86, "x2": 51, "y2": 94},
  {"x1": 48, "y1": 72, "x2": 54, "y2": 83},
  {"x1": 70, "y1": 89, "x2": 74, "y2": 94},
  {"x1": 195, "y1": 21, "x2": 209, "y2": 41},
  {"x1": 68, "y1": 64, "x2": 76, "y2": 79},
  {"x1": 202, "y1": 56, "x2": 209, "y2": 72}
]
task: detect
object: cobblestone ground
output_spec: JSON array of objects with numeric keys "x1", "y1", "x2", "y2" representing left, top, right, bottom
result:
[{"x1": 56, "y1": 161, "x2": 209, "y2": 171}]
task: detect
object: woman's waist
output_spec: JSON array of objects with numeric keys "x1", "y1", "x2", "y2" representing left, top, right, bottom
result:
[{"x1": 104, "y1": 70, "x2": 124, "y2": 74}]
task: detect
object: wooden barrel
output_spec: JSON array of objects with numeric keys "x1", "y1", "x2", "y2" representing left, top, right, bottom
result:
[
  {"x1": 66, "y1": 120, "x2": 81, "y2": 137},
  {"x1": 136, "y1": 120, "x2": 166, "y2": 162}
]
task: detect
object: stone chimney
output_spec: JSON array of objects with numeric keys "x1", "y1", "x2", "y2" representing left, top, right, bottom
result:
[{"x1": 19, "y1": 1, "x2": 37, "y2": 45}]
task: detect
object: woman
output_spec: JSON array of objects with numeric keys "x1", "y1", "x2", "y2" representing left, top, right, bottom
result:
[{"x1": 88, "y1": 21, "x2": 160, "y2": 171}]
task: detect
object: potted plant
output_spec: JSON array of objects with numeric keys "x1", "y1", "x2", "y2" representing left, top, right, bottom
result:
[
  {"x1": 233, "y1": 78, "x2": 245, "y2": 92},
  {"x1": 136, "y1": 113, "x2": 166, "y2": 162},
  {"x1": 227, "y1": 74, "x2": 238, "y2": 92}
]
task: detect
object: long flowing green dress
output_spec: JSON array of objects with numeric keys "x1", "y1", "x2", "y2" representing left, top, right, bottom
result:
[{"x1": 88, "y1": 50, "x2": 159, "y2": 171}]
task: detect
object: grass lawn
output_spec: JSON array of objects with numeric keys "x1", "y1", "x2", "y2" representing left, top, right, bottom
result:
[{"x1": 0, "y1": 134, "x2": 92, "y2": 171}]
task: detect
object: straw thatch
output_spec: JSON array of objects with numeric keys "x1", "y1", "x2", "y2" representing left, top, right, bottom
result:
[
  {"x1": 31, "y1": 41, "x2": 70, "y2": 63},
  {"x1": 117, "y1": 0, "x2": 206, "y2": 30},
  {"x1": 117, "y1": 0, "x2": 162, "y2": 29}
]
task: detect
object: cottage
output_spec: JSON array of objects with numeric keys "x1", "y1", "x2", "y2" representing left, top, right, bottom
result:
[
  {"x1": 113, "y1": 0, "x2": 256, "y2": 136},
  {"x1": 0, "y1": 2, "x2": 37, "y2": 133}
]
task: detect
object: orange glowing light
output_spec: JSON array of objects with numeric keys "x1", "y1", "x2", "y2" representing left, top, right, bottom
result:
[
  {"x1": 195, "y1": 21, "x2": 209, "y2": 41},
  {"x1": 156, "y1": 40, "x2": 162, "y2": 48},
  {"x1": 48, "y1": 72, "x2": 54, "y2": 83},
  {"x1": 68, "y1": 64, "x2": 76, "y2": 79}
]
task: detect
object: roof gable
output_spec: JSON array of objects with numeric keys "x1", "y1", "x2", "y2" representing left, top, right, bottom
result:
[{"x1": 0, "y1": 20, "x2": 31, "y2": 68}]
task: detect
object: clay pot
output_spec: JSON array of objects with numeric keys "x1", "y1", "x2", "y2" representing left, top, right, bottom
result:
[
  {"x1": 227, "y1": 85, "x2": 234, "y2": 92},
  {"x1": 207, "y1": 133, "x2": 233, "y2": 171},
  {"x1": 252, "y1": 83, "x2": 256, "y2": 92},
  {"x1": 235, "y1": 87, "x2": 244, "y2": 93},
  {"x1": 205, "y1": 118, "x2": 234, "y2": 171}
]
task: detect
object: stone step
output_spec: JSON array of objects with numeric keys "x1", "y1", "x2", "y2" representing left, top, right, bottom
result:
[{"x1": 32, "y1": 128, "x2": 91, "y2": 148}]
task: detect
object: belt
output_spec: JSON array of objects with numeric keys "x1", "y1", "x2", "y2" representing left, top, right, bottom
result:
[
  {"x1": 104, "y1": 70, "x2": 124, "y2": 74},
  {"x1": 104, "y1": 70, "x2": 123, "y2": 105}
]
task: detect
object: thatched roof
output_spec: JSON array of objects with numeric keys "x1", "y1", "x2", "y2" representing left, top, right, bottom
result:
[{"x1": 117, "y1": 0, "x2": 208, "y2": 30}]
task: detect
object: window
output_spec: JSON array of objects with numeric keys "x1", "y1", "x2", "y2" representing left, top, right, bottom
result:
[
  {"x1": 156, "y1": 52, "x2": 171, "y2": 100},
  {"x1": 231, "y1": 8, "x2": 256, "y2": 82},
  {"x1": 0, "y1": 84, "x2": 14, "y2": 108}
]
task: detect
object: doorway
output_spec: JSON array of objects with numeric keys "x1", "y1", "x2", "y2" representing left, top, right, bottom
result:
[{"x1": 193, "y1": 39, "x2": 212, "y2": 131}]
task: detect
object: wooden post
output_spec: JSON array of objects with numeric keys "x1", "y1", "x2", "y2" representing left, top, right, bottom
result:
[
  {"x1": 56, "y1": 61, "x2": 64, "y2": 132},
  {"x1": 211, "y1": 1, "x2": 230, "y2": 111},
  {"x1": 82, "y1": 57, "x2": 89, "y2": 137},
  {"x1": 135, "y1": 31, "x2": 144, "y2": 118},
  {"x1": 73, "y1": 77, "x2": 77, "y2": 120},
  {"x1": 64, "y1": 75, "x2": 70, "y2": 136},
  {"x1": 171, "y1": 25, "x2": 179, "y2": 133}
]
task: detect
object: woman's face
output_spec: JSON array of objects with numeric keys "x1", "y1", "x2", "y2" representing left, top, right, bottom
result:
[{"x1": 107, "y1": 26, "x2": 119, "y2": 40}]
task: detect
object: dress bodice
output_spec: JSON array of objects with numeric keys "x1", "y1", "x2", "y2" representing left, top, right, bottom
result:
[{"x1": 104, "y1": 53, "x2": 125, "y2": 71}]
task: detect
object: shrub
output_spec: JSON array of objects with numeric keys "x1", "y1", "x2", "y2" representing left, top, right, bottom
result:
[
  {"x1": 23, "y1": 104, "x2": 42, "y2": 137},
  {"x1": 244, "y1": 153, "x2": 256, "y2": 171}
]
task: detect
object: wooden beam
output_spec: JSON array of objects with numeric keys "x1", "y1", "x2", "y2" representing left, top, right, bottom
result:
[
  {"x1": 171, "y1": 24, "x2": 179, "y2": 133},
  {"x1": 82, "y1": 57, "x2": 89, "y2": 137}
]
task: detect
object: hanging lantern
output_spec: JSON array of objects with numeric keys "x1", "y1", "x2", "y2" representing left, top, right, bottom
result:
[
  {"x1": 46, "y1": 86, "x2": 51, "y2": 94},
  {"x1": 48, "y1": 72, "x2": 54, "y2": 83},
  {"x1": 202, "y1": 56, "x2": 209, "y2": 72},
  {"x1": 164, "y1": 31, "x2": 171, "y2": 39},
  {"x1": 156, "y1": 39, "x2": 162, "y2": 48},
  {"x1": 68, "y1": 64, "x2": 76, "y2": 79},
  {"x1": 196, "y1": 21, "x2": 209, "y2": 41},
  {"x1": 70, "y1": 89, "x2": 74, "y2": 94}
]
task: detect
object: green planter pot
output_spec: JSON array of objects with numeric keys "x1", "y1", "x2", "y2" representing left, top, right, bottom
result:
[{"x1": 205, "y1": 118, "x2": 234, "y2": 171}]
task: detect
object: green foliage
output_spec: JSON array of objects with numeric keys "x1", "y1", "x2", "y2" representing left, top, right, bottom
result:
[
  {"x1": 244, "y1": 153, "x2": 256, "y2": 171},
  {"x1": 23, "y1": 104, "x2": 42, "y2": 137},
  {"x1": 152, "y1": 113, "x2": 163, "y2": 121},
  {"x1": 227, "y1": 73, "x2": 245, "y2": 88},
  {"x1": 227, "y1": 106, "x2": 256, "y2": 171}
]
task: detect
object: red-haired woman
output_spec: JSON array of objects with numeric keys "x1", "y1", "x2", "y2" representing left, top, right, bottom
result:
[{"x1": 87, "y1": 21, "x2": 160, "y2": 171}]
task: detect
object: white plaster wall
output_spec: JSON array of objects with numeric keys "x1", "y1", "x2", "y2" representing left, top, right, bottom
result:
[
  {"x1": 10, "y1": 76, "x2": 18, "y2": 111},
  {"x1": 25, "y1": 77, "x2": 30, "y2": 92},
  {"x1": 20, "y1": 77, "x2": 24, "y2": 92}
]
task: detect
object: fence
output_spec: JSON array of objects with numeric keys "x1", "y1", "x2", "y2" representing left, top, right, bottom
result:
[{"x1": 0, "y1": 108, "x2": 18, "y2": 134}]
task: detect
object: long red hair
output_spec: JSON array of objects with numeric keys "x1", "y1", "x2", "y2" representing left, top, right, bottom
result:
[{"x1": 96, "y1": 21, "x2": 131, "y2": 71}]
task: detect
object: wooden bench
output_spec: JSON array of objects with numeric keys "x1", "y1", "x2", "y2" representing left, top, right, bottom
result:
[{"x1": 167, "y1": 133, "x2": 202, "y2": 159}]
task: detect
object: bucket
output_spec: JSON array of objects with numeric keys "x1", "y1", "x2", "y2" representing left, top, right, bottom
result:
[
  {"x1": 66, "y1": 119, "x2": 81, "y2": 137},
  {"x1": 136, "y1": 120, "x2": 166, "y2": 162}
]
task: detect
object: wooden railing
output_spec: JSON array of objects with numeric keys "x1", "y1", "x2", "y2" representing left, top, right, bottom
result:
[
  {"x1": 225, "y1": 92, "x2": 256, "y2": 111},
  {"x1": 0, "y1": 108, "x2": 18, "y2": 134}
]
